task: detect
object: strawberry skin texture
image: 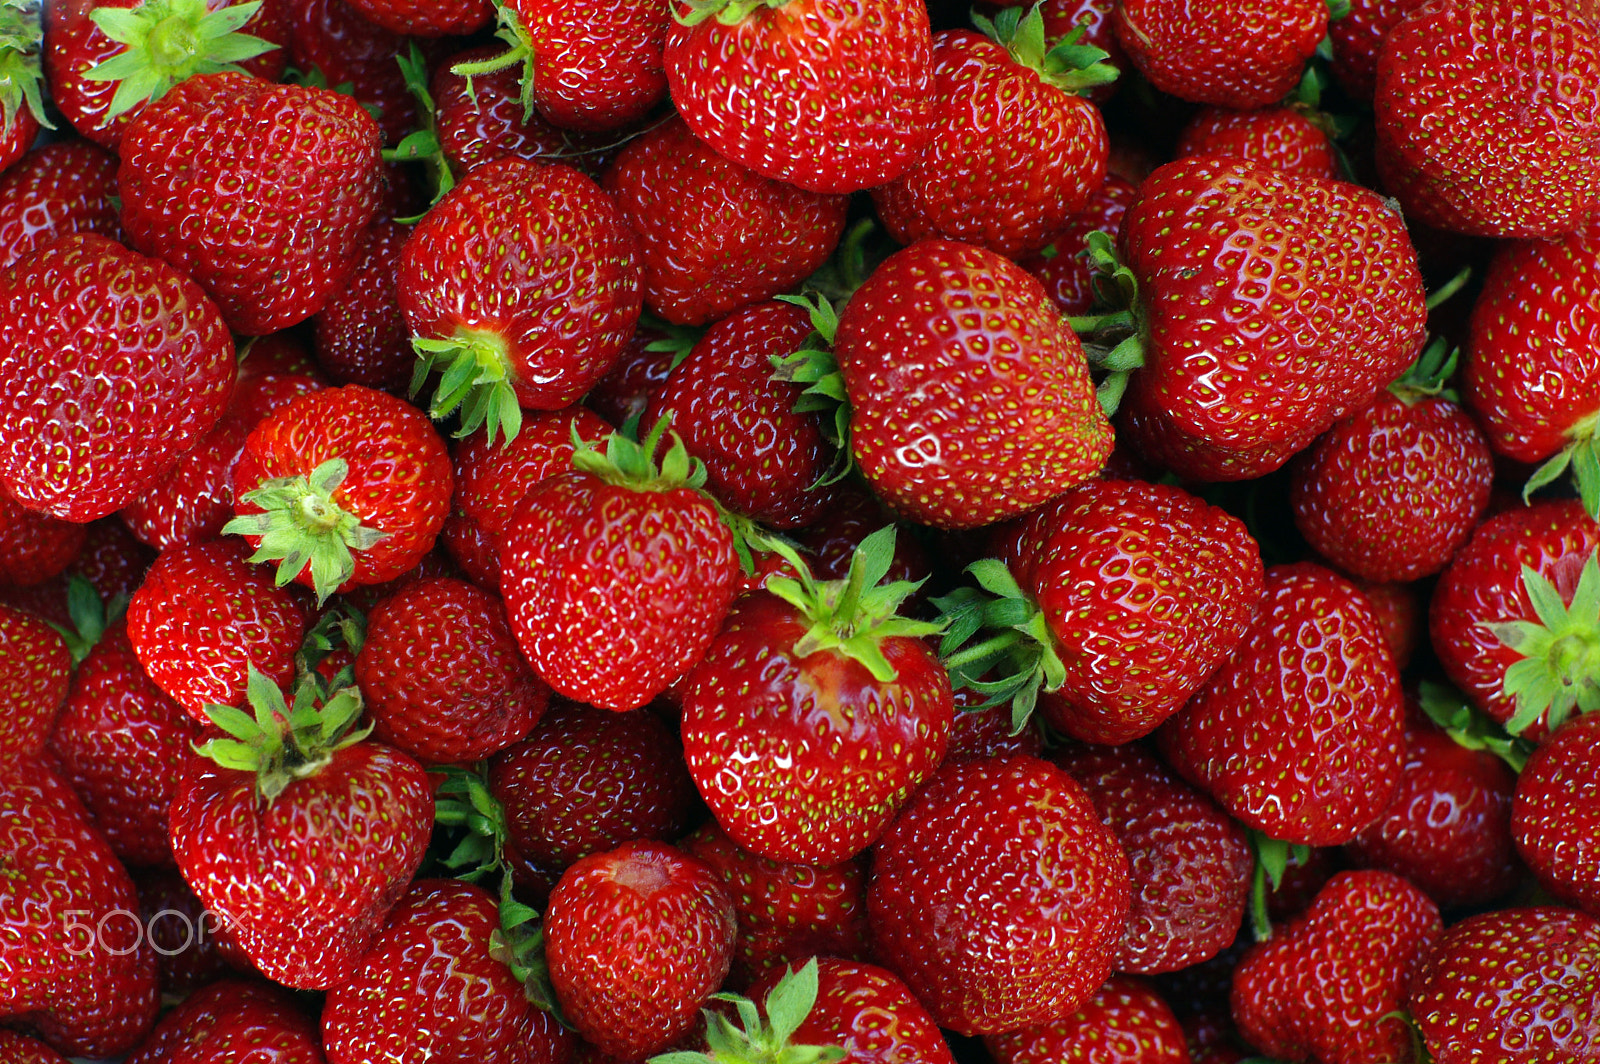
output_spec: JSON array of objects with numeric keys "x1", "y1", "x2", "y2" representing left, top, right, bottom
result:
[
  {"x1": 0, "y1": 233, "x2": 237, "y2": 522},
  {"x1": 747, "y1": 956, "x2": 957, "y2": 1063},
  {"x1": 121, "y1": 978, "x2": 323, "y2": 1064},
  {"x1": 1374, "y1": 0, "x2": 1600, "y2": 238},
  {"x1": 1175, "y1": 105, "x2": 1340, "y2": 181},
  {"x1": 0, "y1": 493, "x2": 87, "y2": 587},
  {"x1": 1158, "y1": 562, "x2": 1405, "y2": 846},
  {"x1": 544, "y1": 840, "x2": 737, "y2": 1059},
  {"x1": 603, "y1": 116, "x2": 847, "y2": 327},
  {"x1": 511, "y1": 0, "x2": 668, "y2": 132},
  {"x1": 1328, "y1": 0, "x2": 1428, "y2": 100},
  {"x1": 1118, "y1": 159, "x2": 1428, "y2": 481},
  {"x1": 663, "y1": 0, "x2": 934, "y2": 194},
  {"x1": 983, "y1": 974, "x2": 1189, "y2": 1064},
  {"x1": 871, "y1": 29, "x2": 1108, "y2": 259},
  {"x1": 1464, "y1": 229, "x2": 1600, "y2": 464},
  {"x1": 834, "y1": 239, "x2": 1113, "y2": 529},
  {"x1": 0, "y1": 140, "x2": 122, "y2": 269},
  {"x1": 681, "y1": 591, "x2": 954, "y2": 865},
  {"x1": 1408, "y1": 906, "x2": 1600, "y2": 1063},
  {"x1": 1513, "y1": 713, "x2": 1600, "y2": 915},
  {"x1": 287, "y1": 0, "x2": 416, "y2": 146},
  {"x1": 1429, "y1": 499, "x2": 1600, "y2": 740},
  {"x1": 169, "y1": 741, "x2": 433, "y2": 990},
  {"x1": 868, "y1": 755, "x2": 1132, "y2": 1035},
  {"x1": 322, "y1": 879, "x2": 577, "y2": 1064},
  {"x1": 398, "y1": 158, "x2": 642, "y2": 412},
  {"x1": 312, "y1": 218, "x2": 416, "y2": 392},
  {"x1": 1020, "y1": 172, "x2": 1138, "y2": 316},
  {"x1": 341, "y1": 0, "x2": 490, "y2": 36},
  {"x1": 121, "y1": 412, "x2": 254, "y2": 551},
  {"x1": 1114, "y1": 0, "x2": 1326, "y2": 108},
  {"x1": 117, "y1": 71, "x2": 383, "y2": 335},
  {"x1": 0, "y1": 1030, "x2": 71, "y2": 1063},
  {"x1": 1231, "y1": 870, "x2": 1442, "y2": 1064},
  {"x1": 0, "y1": 604, "x2": 71, "y2": 759}
]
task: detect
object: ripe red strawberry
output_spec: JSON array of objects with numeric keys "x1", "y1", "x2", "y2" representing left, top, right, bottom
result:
[
  {"x1": 1158, "y1": 562, "x2": 1405, "y2": 846},
  {"x1": 681, "y1": 530, "x2": 951, "y2": 865},
  {"x1": 1354, "y1": 578, "x2": 1424, "y2": 671},
  {"x1": 603, "y1": 116, "x2": 847, "y2": 327},
  {"x1": 356, "y1": 575, "x2": 549, "y2": 763},
  {"x1": 0, "y1": 139, "x2": 122, "y2": 269},
  {"x1": 1463, "y1": 228, "x2": 1600, "y2": 516},
  {"x1": 0, "y1": 233, "x2": 236, "y2": 521},
  {"x1": 983, "y1": 974, "x2": 1189, "y2": 1064},
  {"x1": 1375, "y1": 0, "x2": 1600, "y2": 238},
  {"x1": 1113, "y1": 0, "x2": 1325, "y2": 108},
  {"x1": 662, "y1": 0, "x2": 934, "y2": 194},
  {"x1": 0, "y1": 603, "x2": 70, "y2": 759},
  {"x1": 1429, "y1": 498, "x2": 1600, "y2": 739},
  {"x1": 120, "y1": 412, "x2": 254, "y2": 551},
  {"x1": 1054, "y1": 742, "x2": 1252, "y2": 975},
  {"x1": 0, "y1": 0, "x2": 46, "y2": 172},
  {"x1": 1513, "y1": 712, "x2": 1600, "y2": 915},
  {"x1": 1408, "y1": 906, "x2": 1600, "y2": 1062},
  {"x1": 0, "y1": 756, "x2": 160, "y2": 1058},
  {"x1": 945, "y1": 688, "x2": 1046, "y2": 764},
  {"x1": 828, "y1": 238, "x2": 1113, "y2": 529},
  {"x1": 1232, "y1": 870, "x2": 1442, "y2": 1064},
  {"x1": 341, "y1": 0, "x2": 489, "y2": 35},
  {"x1": 398, "y1": 157, "x2": 641, "y2": 442},
  {"x1": 544, "y1": 840, "x2": 737, "y2": 1059},
  {"x1": 287, "y1": 0, "x2": 416, "y2": 145},
  {"x1": 227, "y1": 384, "x2": 452, "y2": 604},
  {"x1": 131, "y1": 867, "x2": 231, "y2": 994},
  {"x1": 120, "y1": 978, "x2": 322, "y2": 1064},
  {"x1": 312, "y1": 218, "x2": 415, "y2": 392},
  {"x1": 117, "y1": 70, "x2": 383, "y2": 335},
  {"x1": 322, "y1": 878, "x2": 577, "y2": 1064},
  {"x1": 0, "y1": 493, "x2": 86, "y2": 588},
  {"x1": 1175, "y1": 105, "x2": 1340, "y2": 180},
  {"x1": 1112, "y1": 158, "x2": 1428, "y2": 481},
  {"x1": 498, "y1": 424, "x2": 738, "y2": 712},
  {"x1": 1019, "y1": 171, "x2": 1138, "y2": 316},
  {"x1": 0, "y1": 1030, "x2": 70, "y2": 1063},
  {"x1": 1328, "y1": 0, "x2": 1426, "y2": 100},
  {"x1": 868, "y1": 755, "x2": 1132, "y2": 1035},
  {"x1": 872, "y1": 16, "x2": 1112, "y2": 259},
  {"x1": 169, "y1": 670, "x2": 434, "y2": 989}
]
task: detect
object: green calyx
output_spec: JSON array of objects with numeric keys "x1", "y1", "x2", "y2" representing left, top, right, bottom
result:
[
  {"x1": 931, "y1": 559, "x2": 1067, "y2": 734},
  {"x1": 771, "y1": 293, "x2": 853, "y2": 487},
  {"x1": 411, "y1": 328, "x2": 522, "y2": 448},
  {"x1": 1523, "y1": 409, "x2": 1600, "y2": 520},
  {"x1": 1388, "y1": 336, "x2": 1460, "y2": 406},
  {"x1": 433, "y1": 765, "x2": 510, "y2": 882},
  {"x1": 1246, "y1": 830, "x2": 1310, "y2": 943},
  {"x1": 1485, "y1": 551, "x2": 1600, "y2": 736},
  {"x1": 1065, "y1": 230, "x2": 1146, "y2": 418},
  {"x1": 43, "y1": 575, "x2": 127, "y2": 665},
  {"x1": 196, "y1": 663, "x2": 371, "y2": 804},
  {"x1": 650, "y1": 958, "x2": 845, "y2": 1064},
  {"x1": 221, "y1": 457, "x2": 389, "y2": 606},
  {"x1": 82, "y1": 0, "x2": 278, "y2": 121},
  {"x1": 761, "y1": 526, "x2": 943, "y2": 684},
  {"x1": 449, "y1": 5, "x2": 536, "y2": 121},
  {"x1": 573, "y1": 412, "x2": 709, "y2": 493},
  {"x1": 1417, "y1": 680, "x2": 1531, "y2": 772},
  {"x1": 384, "y1": 43, "x2": 456, "y2": 208},
  {"x1": 971, "y1": 5, "x2": 1119, "y2": 95},
  {"x1": 0, "y1": 0, "x2": 49, "y2": 132},
  {"x1": 486, "y1": 870, "x2": 566, "y2": 1023},
  {"x1": 673, "y1": 0, "x2": 790, "y2": 28}
]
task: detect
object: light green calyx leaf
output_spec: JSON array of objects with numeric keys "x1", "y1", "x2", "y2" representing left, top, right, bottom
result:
[
  {"x1": 571, "y1": 411, "x2": 709, "y2": 494},
  {"x1": 448, "y1": 5, "x2": 536, "y2": 121},
  {"x1": 1416, "y1": 680, "x2": 1531, "y2": 772},
  {"x1": 0, "y1": 0, "x2": 50, "y2": 132},
  {"x1": 770, "y1": 293, "x2": 853, "y2": 486},
  {"x1": 1524, "y1": 410, "x2": 1600, "y2": 520},
  {"x1": 410, "y1": 328, "x2": 522, "y2": 448},
  {"x1": 82, "y1": 0, "x2": 278, "y2": 120},
  {"x1": 972, "y1": 4, "x2": 1118, "y2": 94},
  {"x1": 648, "y1": 958, "x2": 846, "y2": 1064},
  {"x1": 1484, "y1": 552, "x2": 1600, "y2": 736},
  {"x1": 672, "y1": 0, "x2": 791, "y2": 28},
  {"x1": 221, "y1": 457, "x2": 388, "y2": 606}
]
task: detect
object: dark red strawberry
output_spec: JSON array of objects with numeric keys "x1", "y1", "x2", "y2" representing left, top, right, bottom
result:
[
  {"x1": 582, "y1": 321, "x2": 685, "y2": 429},
  {"x1": 341, "y1": 0, "x2": 489, "y2": 35},
  {"x1": 121, "y1": 978, "x2": 321, "y2": 1064},
  {"x1": 544, "y1": 840, "x2": 737, "y2": 1059},
  {"x1": 1513, "y1": 712, "x2": 1600, "y2": 915},
  {"x1": 0, "y1": 233, "x2": 236, "y2": 521},
  {"x1": 1354, "y1": 578, "x2": 1424, "y2": 671},
  {"x1": 868, "y1": 755, "x2": 1131, "y2": 1035},
  {"x1": 945, "y1": 688, "x2": 1046, "y2": 765},
  {"x1": 287, "y1": 0, "x2": 416, "y2": 145},
  {"x1": 0, "y1": 603, "x2": 70, "y2": 758},
  {"x1": 312, "y1": 218, "x2": 415, "y2": 392},
  {"x1": 1374, "y1": 0, "x2": 1600, "y2": 238},
  {"x1": 0, "y1": 494, "x2": 86, "y2": 588},
  {"x1": 0, "y1": 1030, "x2": 70, "y2": 1063},
  {"x1": 1231, "y1": 870, "x2": 1441, "y2": 1064},
  {"x1": 1175, "y1": 105, "x2": 1339, "y2": 180},
  {"x1": 0, "y1": 139, "x2": 122, "y2": 269},
  {"x1": 1113, "y1": 0, "x2": 1325, "y2": 108},
  {"x1": 1159, "y1": 562, "x2": 1405, "y2": 846},
  {"x1": 117, "y1": 70, "x2": 383, "y2": 334},
  {"x1": 983, "y1": 974, "x2": 1189, "y2": 1064},
  {"x1": 1019, "y1": 171, "x2": 1138, "y2": 316},
  {"x1": 398, "y1": 157, "x2": 641, "y2": 442},
  {"x1": 1328, "y1": 0, "x2": 1426, "y2": 100},
  {"x1": 120, "y1": 412, "x2": 254, "y2": 551},
  {"x1": 132, "y1": 867, "x2": 232, "y2": 994}
]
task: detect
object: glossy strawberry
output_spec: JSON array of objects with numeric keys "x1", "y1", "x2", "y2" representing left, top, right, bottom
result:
[
  {"x1": 983, "y1": 975, "x2": 1189, "y2": 1064},
  {"x1": 868, "y1": 755, "x2": 1131, "y2": 1035},
  {"x1": 287, "y1": 0, "x2": 416, "y2": 144},
  {"x1": 0, "y1": 1030, "x2": 71, "y2": 1064},
  {"x1": 1113, "y1": 0, "x2": 1325, "y2": 107},
  {"x1": 945, "y1": 690, "x2": 1046, "y2": 764},
  {"x1": 1175, "y1": 105, "x2": 1339, "y2": 180},
  {"x1": 1019, "y1": 171, "x2": 1138, "y2": 316},
  {"x1": 1513, "y1": 712, "x2": 1600, "y2": 915},
  {"x1": 0, "y1": 233, "x2": 236, "y2": 521},
  {"x1": 663, "y1": 0, "x2": 934, "y2": 194},
  {"x1": 1374, "y1": 0, "x2": 1600, "y2": 238},
  {"x1": 312, "y1": 218, "x2": 415, "y2": 392},
  {"x1": 1159, "y1": 562, "x2": 1405, "y2": 846},
  {"x1": 741, "y1": 956, "x2": 958, "y2": 1064},
  {"x1": 120, "y1": 412, "x2": 254, "y2": 551},
  {"x1": 131, "y1": 867, "x2": 231, "y2": 994},
  {"x1": 0, "y1": 494, "x2": 86, "y2": 588},
  {"x1": 0, "y1": 604, "x2": 69, "y2": 759},
  {"x1": 0, "y1": 139, "x2": 121, "y2": 269},
  {"x1": 121, "y1": 978, "x2": 322, "y2": 1064},
  {"x1": 341, "y1": 0, "x2": 489, "y2": 35},
  {"x1": 1328, "y1": 0, "x2": 1426, "y2": 100}
]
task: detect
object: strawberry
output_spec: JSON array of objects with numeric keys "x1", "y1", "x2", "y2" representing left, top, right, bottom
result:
[
  {"x1": 825, "y1": 238, "x2": 1113, "y2": 529},
  {"x1": 1019, "y1": 171, "x2": 1138, "y2": 317},
  {"x1": 117, "y1": 70, "x2": 383, "y2": 335},
  {"x1": 1108, "y1": 158, "x2": 1428, "y2": 481},
  {"x1": 169, "y1": 668, "x2": 434, "y2": 989},
  {"x1": 0, "y1": 233, "x2": 237, "y2": 522},
  {"x1": 357, "y1": 575, "x2": 548, "y2": 763},
  {"x1": 945, "y1": 688, "x2": 1046, "y2": 764},
  {"x1": 312, "y1": 217, "x2": 415, "y2": 392},
  {"x1": 286, "y1": 0, "x2": 416, "y2": 145},
  {"x1": 1374, "y1": 0, "x2": 1600, "y2": 238},
  {"x1": 0, "y1": 494, "x2": 87, "y2": 588},
  {"x1": 871, "y1": 15, "x2": 1113, "y2": 259},
  {"x1": 497, "y1": 423, "x2": 738, "y2": 712},
  {"x1": 1175, "y1": 105, "x2": 1340, "y2": 181},
  {"x1": 121, "y1": 978, "x2": 322, "y2": 1064},
  {"x1": 226, "y1": 383, "x2": 452, "y2": 604},
  {"x1": 1408, "y1": 906, "x2": 1600, "y2": 1062},
  {"x1": 131, "y1": 867, "x2": 231, "y2": 994},
  {"x1": 983, "y1": 974, "x2": 1190, "y2": 1064},
  {"x1": 1113, "y1": 0, "x2": 1325, "y2": 108},
  {"x1": 0, "y1": 1030, "x2": 70, "y2": 1063},
  {"x1": 681, "y1": 529, "x2": 951, "y2": 865},
  {"x1": 398, "y1": 157, "x2": 642, "y2": 444},
  {"x1": 1328, "y1": 0, "x2": 1426, "y2": 101},
  {"x1": 1513, "y1": 712, "x2": 1600, "y2": 915},
  {"x1": 322, "y1": 878, "x2": 577, "y2": 1064},
  {"x1": 120, "y1": 412, "x2": 254, "y2": 551},
  {"x1": 1158, "y1": 562, "x2": 1405, "y2": 846},
  {"x1": 1354, "y1": 577, "x2": 1424, "y2": 670},
  {"x1": 1428, "y1": 498, "x2": 1600, "y2": 740},
  {"x1": 867, "y1": 755, "x2": 1131, "y2": 1035},
  {"x1": 544, "y1": 839, "x2": 738, "y2": 1059},
  {"x1": 0, "y1": 139, "x2": 122, "y2": 269},
  {"x1": 1231, "y1": 870, "x2": 1442, "y2": 1064},
  {"x1": 662, "y1": 0, "x2": 934, "y2": 194},
  {"x1": 602, "y1": 116, "x2": 847, "y2": 327},
  {"x1": 340, "y1": 0, "x2": 488, "y2": 35},
  {"x1": 0, "y1": 0, "x2": 47, "y2": 174},
  {"x1": 1463, "y1": 228, "x2": 1600, "y2": 517},
  {"x1": 0, "y1": 602, "x2": 70, "y2": 758}
]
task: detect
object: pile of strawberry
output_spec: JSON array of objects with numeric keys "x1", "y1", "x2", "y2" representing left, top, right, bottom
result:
[{"x1": 2, "y1": 0, "x2": 1599, "y2": 1058}]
